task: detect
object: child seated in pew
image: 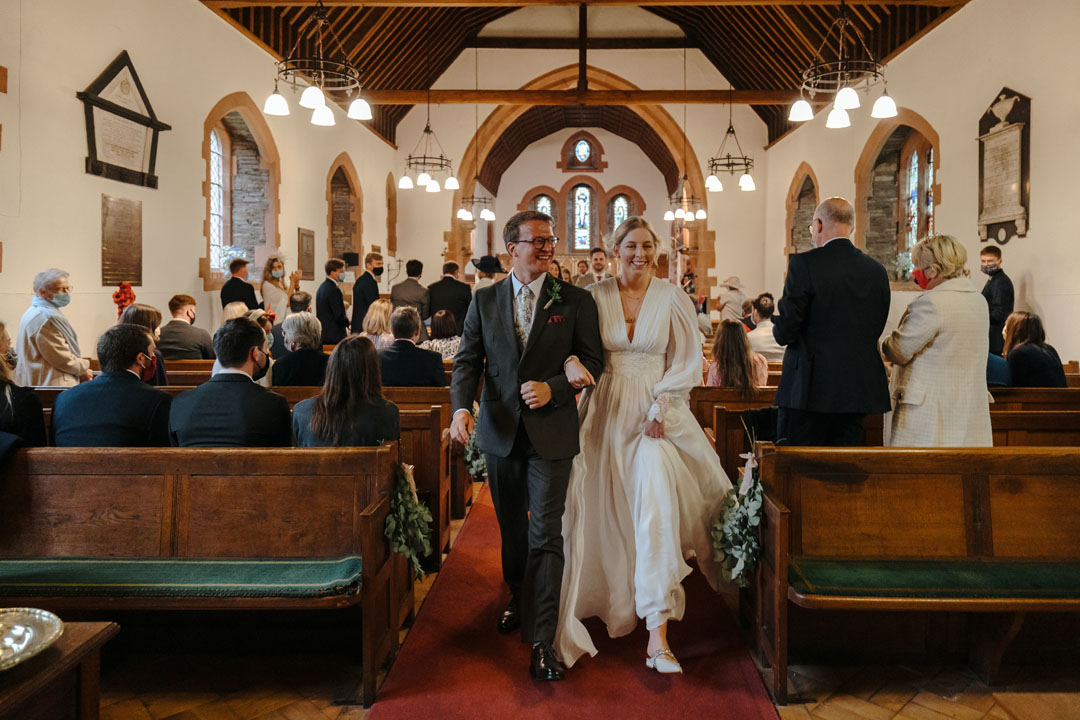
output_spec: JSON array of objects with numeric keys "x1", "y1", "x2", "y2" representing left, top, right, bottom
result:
[
  {"x1": 705, "y1": 319, "x2": 766, "y2": 399},
  {"x1": 1003, "y1": 311, "x2": 1068, "y2": 388}
]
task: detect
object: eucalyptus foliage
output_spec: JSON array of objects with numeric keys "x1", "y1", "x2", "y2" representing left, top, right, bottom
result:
[
  {"x1": 463, "y1": 403, "x2": 487, "y2": 480},
  {"x1": 384, "y1": 465, "x2": 433, "y2": 578},
  {"x1": 711, "y1": 469, "x2": 763, "y2": 589}
]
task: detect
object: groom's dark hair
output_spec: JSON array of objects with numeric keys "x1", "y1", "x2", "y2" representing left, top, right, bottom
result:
[{"x1": 503, "y1": 210, "x2": 553, "y2": 249}]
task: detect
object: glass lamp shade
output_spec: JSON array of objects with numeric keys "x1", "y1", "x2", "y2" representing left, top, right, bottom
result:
[
  {"x1": 826, "y1": 107, "x2": 851, "y2": 129},
  {"x1": 460, "y1": 209, "x2": 474, "y2": 222},
  {"x1": 398, "y1": 175, "x2": 414, "y2": 190},
  {"x1": 663, "y1": 210, "x2": 675, "y2": 222},
  {"x1": 871, "y1": 92, "x2": 898, "y2": 119},
  {"x1": 444, "y1": 176, "x2": 460, "y2": 190},
  {"x1": 263, "y1": 92, "x2": 289, "y2": 116},
  {"x1": 695, "y1": 208, "x2": 707, "y2": 220},
  {"x1": 788, "y1": 98, "x2": 814, "y2": 122},
  {"x1": 481, "y1": 209, "x2": 495, "y2": 222},
  {"x1": 705, "y1": 174, "x2": 721, "y2": 191},
  {"x1": 347, "y1": 97, "x2": 372, "y2": 120},
  {"x1": 834, "y1": 86, "x2": 861, "y2": 111},
  {"x1": 311, "y1": 105, "x2": 335, "y2": 126},
  {"x1": 674, "y1": 208, "x2": 686, "y2": 219},
  {"x1": 456, "y1": 208, "x2": 465, "y2": 219},
  {"x1": 739, "y1": 173, "x2": 757, "y2": 191},
  {"x1": 683, "y1": 215, "x2": 694, "y2": 224},
  {"x1": 425, "y1": 179, "x2": 441, "y2": 193},
  {"x1": 299, "y1": 85, "x2": 325, "y2": 109},
  {"x1": 416, "y1": 172, "x2": 431, "y2": 187}
]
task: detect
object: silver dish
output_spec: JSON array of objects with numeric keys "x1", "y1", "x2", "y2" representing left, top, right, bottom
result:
[{"x1": 0, "y1": 608, "x2": 64, "y2": 671}]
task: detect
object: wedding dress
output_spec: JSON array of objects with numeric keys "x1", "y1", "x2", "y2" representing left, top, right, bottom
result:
[{"x1": 555, "y1": 277, "x2": 732, "y2": 668}]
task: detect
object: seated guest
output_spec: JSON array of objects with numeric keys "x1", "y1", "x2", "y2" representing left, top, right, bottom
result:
[
  {"x1": 706, "y1": 319, "x2": 766, "y2": 398},
  {"x1": 222, "y1": 301, "x2": 250, "y2": 325},
  {"x1": 15, "y1": 268, "x2": 91, "y2": 387},
  {"x1": 53, "y1": 325, "x2": 172, "y2": 447},
  {"x1": 360, "y1": 299, "x2": 394, "y2": 351},
  {"x1": 420, "y1": 310, "x2": 461, "y2": 360},
  {"x1": 380, "y1": 307, "x2": 446, "y2": 387},
  {"x1": 0, "y1": 320, "x2": 46, "y2": 446},
  {"x1": 746, "y1": 293, "x2": 785, "y2": 362},
  {"x1": 119, "y1": 303, "x2": 169, "y2": 386},
  {"x1": 881, "y1": 234, "x2": 991, "y2": 446},
  {"x1": 169, "y1": 318, "x2": 290, "y2": 447},
  {"x1": 220, "y1": 257, "x2": 261, "y2": 310},
  {"x1": 293, "y1": 335, "x2": 400, "y2": 447},
  {"x1": 1003, "y1": 311, "x2": 1067, "y2": 388},
  {"x1": 272, "y1": 312, "x2": 328, "y2": 387},
  {"x1": 271, "y1": 291, "x2": 312, "y2": 360},
  {"x1": 158, "y1": 294, "x2": 215, "y2": 360},
  {"x1": 740, "y1": 299, "x2": 756, "y2": 331},
  {"x1": 246, "y1": 309, "x2": 276, "y2": 387},
  {"x1": 987, "y1": 353, "x2": 1011, "y2": 387}
]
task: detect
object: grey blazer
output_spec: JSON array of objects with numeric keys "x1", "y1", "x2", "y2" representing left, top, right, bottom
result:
[
  {"x1": 451, "y1": 274, "x2": 604, "y2": 460},
  {"x1": 390, "y1": 277, "x2": 431, "y2": 342},
  {"x1": 574, "y1": 272, "x2": 612, "y2": 290}
]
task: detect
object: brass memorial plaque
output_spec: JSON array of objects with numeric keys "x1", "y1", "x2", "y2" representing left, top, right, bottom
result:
[{"x1": 101, "y1": 194, "x2": 143, "y2": 285}]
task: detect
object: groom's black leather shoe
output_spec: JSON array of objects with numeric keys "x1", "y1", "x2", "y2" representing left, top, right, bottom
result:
[
  {"x1": 497, "y1": 598, "x2": 520, "y2": 634},
  {"x1": 529, "y1": 642, "x2": 566, "y2": 681}
]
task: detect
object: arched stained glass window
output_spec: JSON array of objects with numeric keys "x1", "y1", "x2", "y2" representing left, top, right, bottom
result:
[
  {"x1": 534, "y1": 194, "x2": 553, "y2": 218},
  {"x1": 573, "y1": 185, "x2": 591, "y2": 251},
  {"x1": 612, "y1": 195, "x2": 630, "y2": 229},
  {"x1": 209, "y1": 129, "x2": 225, "y2": 271},
  {"x1": 574, "y1": 139, "x2": 591, "y2": 164},
  {"x1": 926, "y1": 148, "x2": 935, "y2": 236},
  {"x1": 906, "y1": 150, "x2": 919, "y2": 250}
]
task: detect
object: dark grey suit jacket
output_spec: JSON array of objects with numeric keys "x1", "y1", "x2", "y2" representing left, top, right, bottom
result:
[
  {"x1": 428, "y1": 276, "x2": 472, "y2": 336},
  {"x1": 451, "y1": 274, "x2": 604, "y2": 460},
  {"x1": 158, "y1": 320, "x2": 215, "y2": 360},
  {"x1": 390, "y1": 277, "x2": 431, "y2": 342},
  {"x1": 574, "y1": 272, "x2": 612, "y2": 289}
]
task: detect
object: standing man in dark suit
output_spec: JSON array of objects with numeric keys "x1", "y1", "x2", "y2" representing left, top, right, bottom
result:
[
  {"x1": 573, "y1": 247, "x2": 613, "y2": 289},
  {"x1": 220, "y1": 258, "x2": 261, "y2": 310},
  {"x1": 158, "y1": 294, "x2": 215, "y2": 360},
  {"x1": 450, "y1": 210, "x2": 604, "y2": 681},
  {"x1": 379, "y1": 307, "x2": 446, "y2": 387},
  {"x1": 979, "y1": 245, "x2": 1013, "y2": 356},
  {"x1": 773, "y1": 197, "x2": 891, "y2": 446},
  {"x1": 350, "y1": 252, "x2": 383, "y2": 333},
  {"x1": 427, "y1": 262, "x2": 472, "y2": 336},
  {"x1": 52, "y1": 324, "x2": 172, "y2": 447},
  {"x1": 390, "y1": 260, "x2": 431, "y2": 342},
  {"x1": 316, "y1": 258, "x2": 350, "y2": 346},
  {"x1": 168, "y1": 318, "x2": 291, "y2": 447}
]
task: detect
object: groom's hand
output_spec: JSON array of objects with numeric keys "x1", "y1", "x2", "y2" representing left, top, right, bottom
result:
[
  {"x1": 450, "y1": 410, "x2": 474, "y2": 445},
  {"x1": 520, "y1": 381, "x2": 552, "y2": 409}
]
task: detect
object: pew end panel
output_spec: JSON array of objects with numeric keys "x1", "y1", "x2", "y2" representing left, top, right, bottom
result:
[{"x1": 398, "y1": 406, "x2": 451, "y2": 573}]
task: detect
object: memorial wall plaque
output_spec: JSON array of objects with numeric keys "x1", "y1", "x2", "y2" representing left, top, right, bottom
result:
[
  {"x1": 978, "y1": 87, "x2": 1030, "y2": 244},
  {"x1": 299, "y1": 228, "x2": 316, "y2": 281},
  {"x1": 101, "y1": 194, "x2": 142, "y2": 286},
  {"x1": 77, "y1": 51, "x2": 170, "y2": 189}
]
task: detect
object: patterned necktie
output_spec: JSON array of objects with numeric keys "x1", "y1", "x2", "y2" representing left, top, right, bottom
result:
[{"x1": 515, "y1": 285, "x2": 534, "y2": 349}]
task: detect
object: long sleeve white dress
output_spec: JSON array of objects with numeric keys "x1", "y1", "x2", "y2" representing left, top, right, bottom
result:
[{"x1": 555, "y1": 277, "x2": 732, "y2": 668}]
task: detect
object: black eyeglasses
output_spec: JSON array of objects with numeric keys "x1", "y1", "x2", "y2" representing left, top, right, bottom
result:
[{"x1": 512, "y1": 236, "x2": 559, "y2": 250}]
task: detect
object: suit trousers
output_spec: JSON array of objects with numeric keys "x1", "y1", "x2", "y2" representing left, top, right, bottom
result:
[
  {"x1": 777, "y1": 407, "x2": 865, "y2": 447},
  {"x1": 485, "y1": 420, "x2": 572, "y2": 645}
]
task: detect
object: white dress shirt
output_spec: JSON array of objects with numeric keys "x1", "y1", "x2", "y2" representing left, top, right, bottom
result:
[{"x1": 510, "y1": 271, "x2": 548, "y2": 339}]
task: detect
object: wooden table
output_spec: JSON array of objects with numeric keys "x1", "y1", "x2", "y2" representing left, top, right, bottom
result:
[{"x1": 0, "y1": 621, "x2": 118, "y2": 720}]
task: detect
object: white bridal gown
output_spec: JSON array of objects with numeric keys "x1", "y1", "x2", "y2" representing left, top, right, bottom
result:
[{"x1": 555, "y1": 277, "x2": 732, "y2": 668}]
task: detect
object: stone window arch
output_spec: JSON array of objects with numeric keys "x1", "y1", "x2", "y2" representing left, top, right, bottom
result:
[
  {"x1": 602, "y1": 185, "x2": 646, "y2": 235},
  {"x1": 556, "y1": 130, "x2": 608, "y2": 174},
  {"x1": 326, "y1": 153, "x2": 363, "y2": 262},
  {"x1": 517, "y1": 184, "x2": 561, "y2": 227},
  {"x1": 785, "y1": 162, "x2": 819, "y2": 256}
]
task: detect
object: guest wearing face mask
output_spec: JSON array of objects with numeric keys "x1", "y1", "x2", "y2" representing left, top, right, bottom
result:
[
  {"x1": 15, "y1": 268, "x2": 91, "y2": 387},
  {"x1": 169, "y1": 318, "x2": 290, "y2": 447},
  {"x1": 119, "y1": 303, "x2": 169, "y2": 386},
  {"x1": 979, "y1": 245, "x2": 1013, "y2": 356},
  {"x1": 0, "y1": 320, "x2": 47, "y2": 447},
  {"x1": 260, "y1": 255, "x2": 301, "y2": 321},
  {"x1": 351, "y1": 252, "x2": 384, "y2": 333},
  {"x1": 317, "y1": 258, "x2": 350, "y2": 346},
  {"x1": 272, "y1": 312, "x2": 328, "y2": 387},
  {"x1": 158, "y1": 295, "x2": 215, "y2": 360},
  {"x1": 52, "y1": 324, "x2": 172, "y2": 446}
]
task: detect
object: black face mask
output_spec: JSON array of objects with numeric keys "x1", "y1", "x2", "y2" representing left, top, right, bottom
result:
[
  {"x1": 372, "y1": 266, "x2": 384, "y2": 277},
  {"x1": 188, "y1": 311, "x2": 197, "y2": 325},
  {"x1": 251, "y1": 349, "x2": 269, "y2": 382}
]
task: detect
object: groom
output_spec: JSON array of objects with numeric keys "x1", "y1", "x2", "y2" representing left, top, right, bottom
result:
[{"x1": 451, "y1": 210, "x2": 604, "y2": 681}]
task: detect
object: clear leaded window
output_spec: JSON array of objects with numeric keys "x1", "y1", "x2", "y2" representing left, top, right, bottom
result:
[
  {"x1": 534, "y1": 194, "x2": 553, "y2": 218},
  {"x1": 612, "y1": 195, "x2": 629, "y2": 229},
  {"x1": 573, "y1": 185, "x2": 591, "y2": 251},
  {"x1": 574, "y1": 139, "x2": 591, "y2": 164},
  {"x1": 209, "y1": 129, "x2": 225, "y2": 271},
  {"x1": 906, "y1": 150, "x2": 919, "y2": 251}
]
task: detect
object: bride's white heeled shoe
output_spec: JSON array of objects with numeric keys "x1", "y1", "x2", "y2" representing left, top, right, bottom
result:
[{"x1": 645, "y1": 648, "x2": 682, "y2": 674}]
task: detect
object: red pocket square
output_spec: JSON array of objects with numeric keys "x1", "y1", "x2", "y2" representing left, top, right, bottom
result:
[{"x1": 548, "y1": 315, "x2": 567, "y2": 324}]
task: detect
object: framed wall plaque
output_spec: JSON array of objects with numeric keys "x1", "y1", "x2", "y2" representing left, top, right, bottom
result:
[
  {"x1": 978, "y1": 87, "x2": 1030, "y2": 244},
  {"x1": 299, "y1": 228, "x2": 315, "y2": 281},
  {"x1": 77, "y1": 51, "x2": 171, "y2": 189},
  {"x1": 101, "y1": 194, "x2": 142, "y2": 286}
]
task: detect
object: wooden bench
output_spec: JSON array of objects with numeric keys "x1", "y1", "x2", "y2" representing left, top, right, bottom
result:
[
  {"x1": 752, "y1": 443, "x2": 1080, "y2": 704},
  {"x1": 0, "y1": 445, "x2": 403, "y2": 707},
  {"x1": 399, "y1": 406, "x2": 452, "y2": 573},
  {"x1": 990, "y1": 387, "x2": 1080, "y2": 411}
]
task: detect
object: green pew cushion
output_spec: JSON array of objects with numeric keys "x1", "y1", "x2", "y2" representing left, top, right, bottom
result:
[
  {"x1": 789, "y1": 558, "x2": 1080, "y2": 600},
  {"x1": 0, "y1": 556, "x2": 362, "y2": 599}
]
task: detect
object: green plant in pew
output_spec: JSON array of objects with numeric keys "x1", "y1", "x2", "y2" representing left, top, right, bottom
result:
[
  {"x1": 711, "y1": 423, "x2": 763, "y2": 588},
  {"x1": 384, "y1": 463, "x2": 433, "y2": 578}
]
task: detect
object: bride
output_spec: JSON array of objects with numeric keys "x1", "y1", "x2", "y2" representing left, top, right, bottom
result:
[{"x1": 557, "y1": 216, "x2": 732, "y2": 673}]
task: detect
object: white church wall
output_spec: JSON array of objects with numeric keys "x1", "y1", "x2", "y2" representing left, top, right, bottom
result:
[
  {"x1": 0, "y1": 0, "x2": 397, "y2": 355},
  {"x1": 763, "y1": 0, "x2": 1080, "y2": 359}
]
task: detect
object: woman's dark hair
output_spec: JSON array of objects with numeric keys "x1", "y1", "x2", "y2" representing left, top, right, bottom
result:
[
  {"x1": 119, "y1": 303, "x2": 162, "y2": 333},
  {"x1": 308, "y1": 335, "x2": 383, "y2": 445},
  {"x1": 711, "y1": 319, "x2": 758, "y2": 399},
  {"x1": 430, "y1": 310, "x2": 456, "y2": 340},
  {"x1": 1003, "y1": 311, "x2": 1047, "y2": 355}
]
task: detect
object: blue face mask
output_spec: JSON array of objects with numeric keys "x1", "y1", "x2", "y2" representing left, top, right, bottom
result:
[
  {"x1": 271, "y1": 269, "x2": 284, "y2": 279},
  {"x1": 51, "y1": 293, "x2": 71, "y2": 308},
  {"x1": 265, "y1": 332, "x2": 274, "y2": 351}
]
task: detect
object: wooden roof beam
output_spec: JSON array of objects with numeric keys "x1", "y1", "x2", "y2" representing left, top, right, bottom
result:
[
  {"x1": 468, "y1": 36, "x2": 693, "y2": 49},
  {"x1": 359, "y1": 88, "x2": 799, "y2": 104},
  {"x1": 205, "y1": 1, "x2": 965, "y2": 7}
]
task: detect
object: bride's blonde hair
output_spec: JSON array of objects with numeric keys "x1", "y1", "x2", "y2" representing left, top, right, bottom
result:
[{"x1": 607, "y1": 217, "x2": 663, "y2": 272}]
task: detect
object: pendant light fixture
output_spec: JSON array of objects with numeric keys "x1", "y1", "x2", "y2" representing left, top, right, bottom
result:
[
  {"x1": 458, "y1": 48, "x2": 494, "y2": 223},
  {"x1": 667, "y1": 49, "x2": 705, "y2": 223},
  {"x1": 400, "y1": 57, "x2": 457, "y2": 192},
  {"x1": 706, "y1": 90, "x2": 755, "y2": 193}
]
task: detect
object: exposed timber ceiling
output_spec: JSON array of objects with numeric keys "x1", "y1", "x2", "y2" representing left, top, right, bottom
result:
[{"x1": 205, "y1": 1, "x2": 968, "y2": 145}]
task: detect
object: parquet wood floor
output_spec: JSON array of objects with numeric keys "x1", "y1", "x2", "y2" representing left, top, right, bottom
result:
[{"x1": 94, "y1": 484, "x2": 1078, "y2": 720}]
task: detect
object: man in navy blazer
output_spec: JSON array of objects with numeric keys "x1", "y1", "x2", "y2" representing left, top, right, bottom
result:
[
  {"x1": 350, "y1": 252, "x2": 383, "y2": 333},
  {"x1": 52, "y1": 324, "x2": 172, "y2": 447},
  {"x1": 168, "y1": 318, "x2": 291, "y2": 447},
  {"x1": 379, "y1": 307, "x2": 446, "y2": 387},
  {"x1": 772, "y1": 197, "x2": 891, "y2": 446},
  {"x1": 316, "y1": 258, "x2": 350, "y2": 346},
  {"x1": 219, "y1": 258, "x2": 261, "y2": 310},
  {"x1": 427, "y1": 261, "x2": 472, "y2": 336}
]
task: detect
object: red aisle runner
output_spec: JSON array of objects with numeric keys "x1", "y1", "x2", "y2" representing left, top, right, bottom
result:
[{"x1": 369, "y1": 485, "x2": 778, "y2": 720}]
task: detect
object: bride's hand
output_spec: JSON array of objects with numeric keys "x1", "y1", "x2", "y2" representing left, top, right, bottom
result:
[
  {"x1": 564, "y1": 358, "x2": 595, "y2": 390},
  {"x1": 644, "y1": 419, "x2": 664, "y2": 439}
]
